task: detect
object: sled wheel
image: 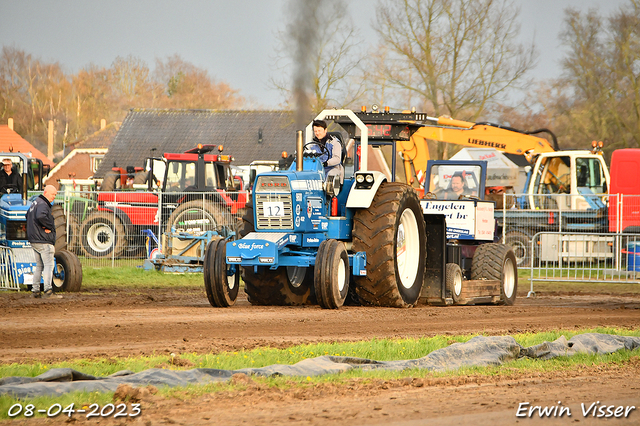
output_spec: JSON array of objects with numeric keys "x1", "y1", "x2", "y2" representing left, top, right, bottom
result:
[
  {"x1": 52, "y1": 249, "x2": 83, "y2": 292},
  {"x1": 446, "y1": 263, "x2": 463, "y2": 304},
  {"x1": 471, "y1": 243, "x2": 518, "y2": 305},
  {"x1": 314, "y1": 239, "x2": 349, "y2": 309}
]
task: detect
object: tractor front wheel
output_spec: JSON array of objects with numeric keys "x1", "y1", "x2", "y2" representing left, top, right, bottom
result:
[
  {"x1": 52, "y1": 249, "x2": 83, "y2": 292},
  {"x1": 314, "y1": 239, "x2": 349, "y2": 309},
  {"x1": 203, "y1": 238, "x2": 239, "y2": 307}
]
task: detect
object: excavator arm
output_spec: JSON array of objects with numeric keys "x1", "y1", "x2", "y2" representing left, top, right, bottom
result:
[{"x1": 400, "y1": 116, "x2": 558, "y2": 185}]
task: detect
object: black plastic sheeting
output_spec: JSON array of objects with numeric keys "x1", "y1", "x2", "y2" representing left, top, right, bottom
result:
[{"x1": 1, "y1": 333, "x2": 638, "y2": 398}]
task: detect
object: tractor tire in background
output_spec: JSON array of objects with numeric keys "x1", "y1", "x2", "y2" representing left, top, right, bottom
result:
[
  {"x1": 133, "y1": 171, "x2": 147, "y2": 185},
  {"x1": 446, "y1": 263, "x2": 463, "y2": 304},
  {"x1": 238, "y1": 206, "x2": 315, "y2": 305},
  {"x1": 503, "y1": 230, "x2": 533, "y2": 268},
  {"x1": 165, "y1": 200, "x2": 227, "y2": 256},
  {"x1": 100, "y1": 171, "x2": 119, "y2": 191},
  {"x1": 52, "y1": 204, "x2": 67, "y2": 252},
  {"x1": 52, "y1": 249, "x2": 83, "y2": 292},
  {"x1": 352, "y1": 182, "x2": 426, "y2": 307},
  {"x1": 314, "y1": 239, "x2": 349, "y2": 309},
  {"x1": 80, "y1": 211, "x2": 127, "y2": 258},
  {"x1": 471, "y1": 243, "x2": 518, "y2": 305},
  {"x1": 203, "y1": 238, "x2": 239, "y2": 307},
  {"x1": 66, "y1": 215, "x2": 82, "y2": 255}
]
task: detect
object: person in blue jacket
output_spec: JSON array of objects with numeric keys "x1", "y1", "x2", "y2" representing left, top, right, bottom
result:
[
  {"x1": 26, "y1": 185, "x2": 59, "y2": 299},
  {"x1": 307, "y1": 120, "x2": 344, "y2": 182}
]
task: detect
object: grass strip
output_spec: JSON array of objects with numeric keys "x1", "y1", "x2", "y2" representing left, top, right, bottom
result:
[{"x1": 1, "y1": 327, "x2": 639, "y2": 420}]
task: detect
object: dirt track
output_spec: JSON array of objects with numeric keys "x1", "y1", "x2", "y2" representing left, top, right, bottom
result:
[{"x1": 1, "y1": 286, "x2": 640, "y2": 425}]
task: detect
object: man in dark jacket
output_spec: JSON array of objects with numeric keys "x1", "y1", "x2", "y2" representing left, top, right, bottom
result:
[
  {"x1": 26, "y1": 185, "x2": 59, "y2": 298},
  {"x1": 0, "y1": 158, "x2": 23, "y2": 194}
]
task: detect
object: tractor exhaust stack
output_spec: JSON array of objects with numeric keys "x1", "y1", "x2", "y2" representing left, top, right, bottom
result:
[{"x1": 296, "y1": 130, "x2": 303, "y2": 171}]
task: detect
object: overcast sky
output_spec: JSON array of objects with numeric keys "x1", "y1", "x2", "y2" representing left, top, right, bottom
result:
[{"x1": 0, "y1": 0, "x2": 630, "y2": 110}]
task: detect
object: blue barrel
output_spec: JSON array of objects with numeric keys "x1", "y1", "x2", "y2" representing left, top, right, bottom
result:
[{"x1": 623, "y1": 242, "x2": 640, "y2": 272}]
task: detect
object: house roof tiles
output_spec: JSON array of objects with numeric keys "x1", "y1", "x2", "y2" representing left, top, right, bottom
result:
[
  {"x1": 95, "y1": 109, "x2": 299, "y2": 178},
  {"x1": 0, "y1": 125, "x2": 53, "y2": 167}
]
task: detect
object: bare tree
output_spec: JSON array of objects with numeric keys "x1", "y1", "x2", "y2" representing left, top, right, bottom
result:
[
  {"x1": 270, "y1": 0, "x2": 366, "y2": 124},
  {"x1": 154, "y1": 55, "x2": 243, "y2": 109},
  {"x1": 556, "y1": 1, "x2": 640, "y2": 153},
  {"x1": 1, "y1": 48, "x2": 245, "y2": 156},
  {"x1": 372, "y1": 0, "x2": 537, "y2": 158}
]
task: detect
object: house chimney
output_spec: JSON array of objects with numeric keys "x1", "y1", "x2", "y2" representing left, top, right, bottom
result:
[
  {"x1": 100, "y1": 118, "x2": 106, "y2": 130},
  {"x1": 7, "y1": 118, "x2": 13, "y2": 130},
  {"x1": 48, "y1": 120, "x2": 54, "y2": 160}
]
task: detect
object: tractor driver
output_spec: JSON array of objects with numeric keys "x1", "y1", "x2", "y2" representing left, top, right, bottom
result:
[
  {"x1": 307, "y1": 120, "x2": 344, "y2": 182},
  {"x1": 444, "y1": 173, "x2": 473, "y2": 200},
  {"x1": 0, "y1": 158, "x2": 22, "y2": 194}
]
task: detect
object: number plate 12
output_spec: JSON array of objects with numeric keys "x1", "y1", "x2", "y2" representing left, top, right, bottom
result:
[{"x1": 263, "y1": 202, "x2": 285, "y2": 217}]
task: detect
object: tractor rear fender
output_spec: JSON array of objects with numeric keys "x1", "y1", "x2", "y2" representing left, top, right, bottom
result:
[{"x1": 345, "y1": 171, "x2": 387, "y2": 209}]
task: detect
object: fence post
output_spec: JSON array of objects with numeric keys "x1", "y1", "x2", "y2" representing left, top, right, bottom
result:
[
  {"x1": 111, "y1": 191, "x2": 116, "y2": 268},
  {"x1": 528, "y1": 233, "x2": 536, "y2": 298},
  {"x1": 502, "y1": 193, "x2": 506, "y2": 244},
  {"x1": 158, "y1": 189, "x2": 162, "y2": 254}
]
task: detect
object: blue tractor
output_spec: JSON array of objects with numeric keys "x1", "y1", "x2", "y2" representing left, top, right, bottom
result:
[
  {"x1": 0, "y1": 153, "x2": 82, "y2": 292},
  {"x1": 203, "y1": 109, "x2": 517, "y2": 308}
]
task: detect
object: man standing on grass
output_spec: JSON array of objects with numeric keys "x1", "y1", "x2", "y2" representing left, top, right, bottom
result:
[{"x1": 26, "y1": 185, "x2": 61, "y2": 299}]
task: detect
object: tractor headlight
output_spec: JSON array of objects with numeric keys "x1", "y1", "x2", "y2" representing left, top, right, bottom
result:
[{"x1": 355, "y1": 173, "x2": 375, "y2": 190}]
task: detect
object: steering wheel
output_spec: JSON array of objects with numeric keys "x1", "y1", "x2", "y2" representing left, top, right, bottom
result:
[
  {"x1": 302, "y1": 142, "x2": 330, "y2": 161},
  {"x1": 1, "y1": 184, "x2": 18, "y2": 194}
]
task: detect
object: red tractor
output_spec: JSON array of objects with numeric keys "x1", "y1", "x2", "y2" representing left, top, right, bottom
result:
[{"x1": 80, "y1": 144, "x2": 247, "y2": 258}]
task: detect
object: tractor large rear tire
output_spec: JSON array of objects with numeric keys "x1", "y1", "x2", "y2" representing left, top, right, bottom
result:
[
  {"x1": 352, "y1": 182, "x2": 426, "y2": 307},
  {"x1": 133, "y1": 171, "x2": 147, "y2": 185},
  {"x1": 203, "y1": 238, "x2": 239, "y2": 307},
  {"x1": 100, "y1": 172, "x2": 119, "y2": 191},
  {"x1": 52, "y1": 204, "x2": 67, "y2": 252},
  {"x1": 67, "y1": 214, "x2": 82, "y2": 255},
  {"x1": 80, "y1": 211, "x2": 127, "y2": 258},
  {"x1": 471, "y1": 243, "x2": 518, "y2": 305},
  {"x1": 237, "y1": 205, "x2": 314, "y2": 305},
  {"x1": 52, "y1": 249, "x2": 83, "y2": 292},
  {"x1": 243, "y1": 266, "x2": 315, "y2": 306}
]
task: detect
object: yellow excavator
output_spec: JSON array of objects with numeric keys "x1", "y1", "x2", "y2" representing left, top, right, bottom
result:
[
  {"x1": 333, "y1": 108, "x2": 607, "y2": 210},
  {"x1": 396, "y1": 114, "x2": 559, "y2": 187}
]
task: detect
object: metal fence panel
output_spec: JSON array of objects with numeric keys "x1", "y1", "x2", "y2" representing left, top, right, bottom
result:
[
  {"x1": 497, "y1": 193, "x2": 640, "y2": 294},
  {"x1": 60, "y1": 189, "x2": 245, "y2": 269},
  {"x1": 0, "y1": 246, "x2": 20, "y2": 290}
]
